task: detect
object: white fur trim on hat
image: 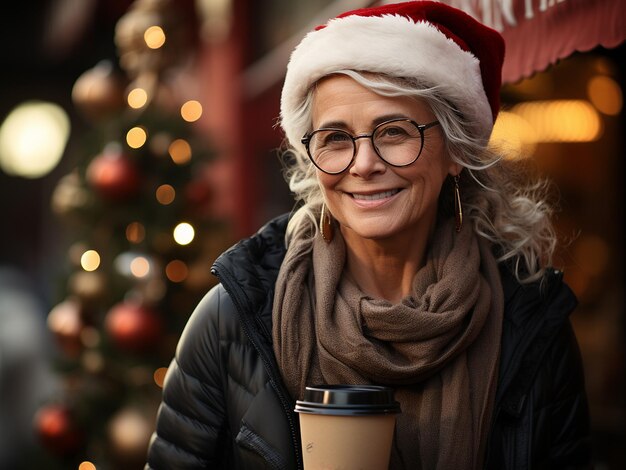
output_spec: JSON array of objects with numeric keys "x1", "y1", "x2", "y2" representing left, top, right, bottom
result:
[{"x1": 280, "y1": 13, "x2": 493, "y2": 151}]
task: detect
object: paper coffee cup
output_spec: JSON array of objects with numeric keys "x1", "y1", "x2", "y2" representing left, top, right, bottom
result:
[{"x1": 295, "y1": 384, "x2": 401, "y2": 470}]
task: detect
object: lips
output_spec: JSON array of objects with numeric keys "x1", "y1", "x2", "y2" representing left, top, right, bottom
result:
[{"x1": 351, "y1": 189, "x2": 400, "y2": 201}]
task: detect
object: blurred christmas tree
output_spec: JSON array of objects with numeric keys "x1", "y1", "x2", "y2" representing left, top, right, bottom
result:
[{"x1": 33, "y1": 1, "x2": 233, "y2": 468}]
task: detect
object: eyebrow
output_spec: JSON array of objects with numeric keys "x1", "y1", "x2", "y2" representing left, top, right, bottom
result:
[{"x1": 317, "y1": 113, "x2": 410, "y2": 130}]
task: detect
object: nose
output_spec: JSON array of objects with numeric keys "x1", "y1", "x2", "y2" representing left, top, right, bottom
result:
[{"x1": 349, "y1": 136, "x2": 386, "y2": 177}]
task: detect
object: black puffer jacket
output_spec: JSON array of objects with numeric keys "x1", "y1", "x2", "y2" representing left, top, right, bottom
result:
[{"x1": 146, "y1": 214, "x2": 592, "y2": 469}]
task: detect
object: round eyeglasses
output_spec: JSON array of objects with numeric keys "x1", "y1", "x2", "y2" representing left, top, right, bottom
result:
[{"x1": 301, "y1": 118, "x2": 440, "y2": 175}]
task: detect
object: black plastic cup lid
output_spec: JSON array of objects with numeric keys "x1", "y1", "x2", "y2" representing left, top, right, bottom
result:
[{"x1": 295, "y1": 384, "x2": 401, "y2": 416}]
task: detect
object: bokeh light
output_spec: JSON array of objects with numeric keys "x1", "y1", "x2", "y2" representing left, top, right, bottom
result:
[
  {"x1": 144, "y1": 25, "x2": 166, "y2": 49},
  {"x1": 156, "y1": 184, "x2": 176, "y2": 205},
  {"x1": 168, "y1": 139, "x2": 192, "y2": 164},
  {"x1": 79, "y1": 461, "x2": 97, "y2": 470},
  {"x1": 587, "y1": 75, "x2": 623, "y2": 116},
  {"x1": 489, "y1": 111, "x2": 537, "y2": 158},
  {"x1": 130, "y1": 256, "x2": 151, "y2": 278},
  {"x1": 173, "y1": 222, "x2": 195, "y2": 245},
  {"x1": 126, "y1": 222, "x2": 146, "y2": 244},
  {"x1": 512, "y1": 100, "x2": 602, "y2": 142},
  {"x1": 127, "y1": 87, "x2": 148, "y2": 109},
  {"x1": 81, "y1": 250, "x2": 101, "y2": 271},
  {"x1": 0, "y1": 101, "x2": 70, "y2": 178},
  {"x1": 181, "y1": 100, "x2": 203, "y2": 122},
  {"x1": 165, "y1": 259, "x2": 188, "y2": 282},
  {"x1": 153, "y1": 367, "x2": 168, "y2": 388},
  {"x1": 127, "y1": 126, "x2": 147, "y2": 149}
]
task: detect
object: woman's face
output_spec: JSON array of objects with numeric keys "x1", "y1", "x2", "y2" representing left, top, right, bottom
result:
[{"x1": 312, "y1": 75, "x2": 460, "y2": 244}]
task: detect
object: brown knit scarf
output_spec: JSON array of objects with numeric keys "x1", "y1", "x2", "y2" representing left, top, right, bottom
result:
[{"x1": 272, "y1": 218, "x2": 503, "y2": 469}]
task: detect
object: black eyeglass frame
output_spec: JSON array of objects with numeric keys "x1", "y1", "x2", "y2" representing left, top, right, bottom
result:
[{"x1": 301, "y1": 118, "x2": 441, "y2": 175}]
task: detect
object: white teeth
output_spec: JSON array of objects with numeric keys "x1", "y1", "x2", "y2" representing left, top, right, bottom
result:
[{"x1": 352, "y1": 189, "x2": 399, "y2": 200}]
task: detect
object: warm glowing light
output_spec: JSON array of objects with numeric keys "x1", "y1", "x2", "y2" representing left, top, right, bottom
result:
[
  {"x1": 79, "y1": 461, "x2": 97, "y2": 470},
  {"x1": 47, "y1": 300, "x2": 82, "y2": 337},
  {"x1": 144, "y1": 25, "x2": 166, "y2": 49},
  {"x1": 587, "y1": 75, "x2": 623, "y2": 116},
  {"x1": 126, "y1": 222, "x2": 146, "y2": 243},
  {"x1": 130, "y1": 256, "x2": 151, "y2": 278},
  {"x1": 153, "y1": 367, "x2": 168, "y2": 388},
  {"x1": 109, "y1": 409, "x2": 152, "y2": 454},
  {"x1": 127, "y1": 126, "x2": 147, "y2": 148},
  {"x1": 156, "y1": 184, "x2": 176, "y2": 205},
  {"x1": 512, "y1": 100, "x2": 602, "y2": 142},
  {"x1": 127, "y1": 87, "x2": 148, "y2": 109},
  {"x1": 173, "y1": 222, "x2": 195, "y2": 245},
  {"x1": 81, "y1": 250, "x2": 101, "y2": 271},
  {"x1": 489, "y1": 111, "x2": 537, "y2": 158},
  {"x1": 0, "y1": 101, "x2": 70, "y2": 178},
  {"x1": 181, "y1": 100, "x2": 203, "y2": 122},
  {"x1": 165, "y1": 259, "x2": 188, "y2": 282},
  {"x1": 168, "y1": 139, "x2": 192, "y2": 164}
]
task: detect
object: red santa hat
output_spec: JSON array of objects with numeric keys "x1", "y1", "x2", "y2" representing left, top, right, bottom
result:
[{"x1": 280, "y1": 0, "x2": 505, "y2": 149}]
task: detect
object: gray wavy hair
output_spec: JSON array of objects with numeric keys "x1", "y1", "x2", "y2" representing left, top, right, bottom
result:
[{"x1": 278, "y1": 71, "x2": 558, "y2": 283}]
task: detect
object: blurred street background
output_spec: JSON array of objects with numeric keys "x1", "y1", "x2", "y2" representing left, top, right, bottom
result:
[{"x1": 0, "y1": 1, "x2": 623, "y2": 469}]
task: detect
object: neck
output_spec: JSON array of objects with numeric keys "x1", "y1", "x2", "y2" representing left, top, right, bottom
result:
[{"x1": 341, "y1": 227, "x2": 431, "y2": 303}]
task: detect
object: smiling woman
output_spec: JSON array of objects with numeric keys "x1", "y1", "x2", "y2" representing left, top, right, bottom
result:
[{"x1": 146, "y1": 2, "x2": 592, "y2": 469}]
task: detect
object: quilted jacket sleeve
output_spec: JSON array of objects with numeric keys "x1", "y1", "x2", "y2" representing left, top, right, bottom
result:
[{"x1": 145, "y1": 285, "x2": 228, "y2": 469}]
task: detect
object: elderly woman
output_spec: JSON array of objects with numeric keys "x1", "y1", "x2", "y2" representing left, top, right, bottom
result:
[{"x1": 145, "y1": 1, "x2": 591, "y2": 469}]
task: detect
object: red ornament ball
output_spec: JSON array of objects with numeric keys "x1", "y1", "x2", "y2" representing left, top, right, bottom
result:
[
  {"x1": 33, "y1": 404, "x2": 83, "y2": 456},
  {"x1": 86, "y1": 147, "x2": 142, "y2": 201},
  {"x1": 105, "y1": 302, "x2": 164, "y2": 352}
]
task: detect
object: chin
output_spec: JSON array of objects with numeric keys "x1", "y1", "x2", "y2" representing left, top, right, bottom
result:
[{"x1": 340, "y1": 221, "x2": 400, "y2": 242}]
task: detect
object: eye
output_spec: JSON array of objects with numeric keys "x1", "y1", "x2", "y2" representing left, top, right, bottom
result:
[
  {"x1": 312, "y1": 130, "x2": 352, "y2": 150},
  {"x1": 380, "y1": 126, "x2": 408, "y2": 137},
  {"x1": 324, "y1": 131, "x2": 351, "y2": 144},
  {"x1": 375, "y1": 121, "x2": 418, "y2": 143}
]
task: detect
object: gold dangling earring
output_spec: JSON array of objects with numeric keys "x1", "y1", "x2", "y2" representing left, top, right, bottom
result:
[
  {"x1": 320, "y1": 204, "x2": 334, "y2": 243},
  {"x1": 453, "y1": 174, "x2": 463, "y2": 233}
]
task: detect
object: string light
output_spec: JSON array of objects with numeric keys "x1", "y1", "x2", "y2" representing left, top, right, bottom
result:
[
  {"x1": 79, "y1": 462, "x2": 97, "y2": 470},
  {"x1": 144, "y1": 25, "x2": 166, "y2": 49},
  {"x1": 127, "y1": 87, "x2": 148, "y2": 109},
  {"x1": 180, "y1": 100, "x2": 203, "y2": 122},
  {"x1": 168, "y1": 139, "x2": 191, "y2": 164},
  {"x1": 127, "y1": 126, "x2": 147, "y2": 148}
]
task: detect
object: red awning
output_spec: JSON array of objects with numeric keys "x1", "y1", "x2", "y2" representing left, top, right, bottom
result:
[{"x1": 440, "y1": 0, "x2": 626, "y2": 83}]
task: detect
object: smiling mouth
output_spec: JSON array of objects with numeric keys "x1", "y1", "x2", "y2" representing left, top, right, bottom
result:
[{"x1": 351, "y1": 189, "x2": 400, "y2": 201}]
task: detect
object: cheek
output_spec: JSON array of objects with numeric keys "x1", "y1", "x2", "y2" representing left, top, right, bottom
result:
[{"x1": 316, "y1": 172, "x2": 339, "y2": 198}]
